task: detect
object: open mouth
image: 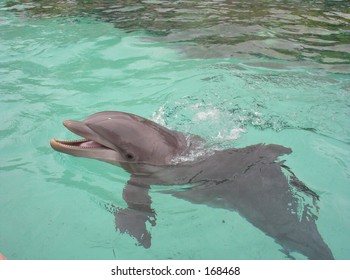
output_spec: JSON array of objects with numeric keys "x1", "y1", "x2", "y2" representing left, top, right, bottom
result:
[
  {"x1": 50, "y1": 118, "x2": 126, "y2": 164},
  {"x1": 50, "y1": 119, "x2": 114, "y2": 152},
  {"x1": 50, "y1": 139, "x2": 109, "y2": 150}
]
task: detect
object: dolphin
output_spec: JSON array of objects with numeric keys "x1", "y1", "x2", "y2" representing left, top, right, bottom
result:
[{"x1": 50, "y1": 111, "x2": 334, "y2": 259}]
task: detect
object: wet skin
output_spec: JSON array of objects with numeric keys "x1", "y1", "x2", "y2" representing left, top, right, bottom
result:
[{"x1": 51, "y1": 111, "x2": 333, "y2": 259}]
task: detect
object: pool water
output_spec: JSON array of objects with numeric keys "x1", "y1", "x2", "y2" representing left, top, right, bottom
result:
[{"x1": 0, "y1": 0, "x2": 349, "y2": 260}]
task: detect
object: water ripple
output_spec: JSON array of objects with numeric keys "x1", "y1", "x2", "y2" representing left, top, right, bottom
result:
[{"x1": 5, "y1": 0, "x2": 350, "y2": 72}]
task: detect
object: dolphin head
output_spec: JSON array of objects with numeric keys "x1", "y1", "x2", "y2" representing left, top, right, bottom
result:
[{"x1": 50, "y1": 111, "x2": 188, "y2": 171}]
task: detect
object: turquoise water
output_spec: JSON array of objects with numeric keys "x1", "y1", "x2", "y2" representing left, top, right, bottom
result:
[{"x1": 0, "y1": 0, "x2": 350, "y2": 259}]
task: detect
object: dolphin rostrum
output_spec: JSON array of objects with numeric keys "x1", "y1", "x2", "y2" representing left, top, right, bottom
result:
[{"x1": 50, "y1": 111, "x2": 334, "y2": 259}]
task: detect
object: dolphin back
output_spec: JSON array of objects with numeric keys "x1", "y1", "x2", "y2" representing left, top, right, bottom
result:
[{"x1": 165, "y1": 144, "x2": 334, "y2": 259}]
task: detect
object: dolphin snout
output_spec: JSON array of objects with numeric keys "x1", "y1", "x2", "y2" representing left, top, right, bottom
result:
[
  {"x1": 63, "y1": 120, "x2": 94, "y2": 139},
  {"x1": 63, "y1": 120, "x2": 79, "y2": 129}
]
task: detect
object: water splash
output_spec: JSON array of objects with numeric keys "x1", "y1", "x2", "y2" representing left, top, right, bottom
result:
[{"x1": 152, "y1": 99, "x2": 247, "y2": 150}]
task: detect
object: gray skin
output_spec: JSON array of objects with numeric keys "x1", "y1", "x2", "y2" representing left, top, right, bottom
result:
[{"x1": 50, "y1": 111, "x2": 334, "y2": 259}]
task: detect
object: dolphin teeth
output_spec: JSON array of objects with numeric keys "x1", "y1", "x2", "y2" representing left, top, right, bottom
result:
[
  {"x1": 54, "y1": 139, "x2": 86, "y2": 146},
  {"x1": 52, "y1": 138, "x2": 108, "y2": 149},
  {"x1": 79, "y1": 140, "x2": 104, "y2": 148}
]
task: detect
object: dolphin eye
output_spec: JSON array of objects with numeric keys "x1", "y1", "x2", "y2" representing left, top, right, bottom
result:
[{"x1": 125, "y1": 153, "x2": 135, "y2": 161}]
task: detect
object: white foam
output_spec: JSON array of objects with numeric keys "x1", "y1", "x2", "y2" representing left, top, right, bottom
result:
[
  {"x1": 152, "y1": 105, "x2": 167, "y2": 126},
  {"x1": 194, "y1": 108, "x2": 220, "y2": 121},
  {"x1": 171, "y1": 148, "x2": 212, "y2": 164},
  {"x1": 171, "y1": 136, "x2": 212, "y2": 164},
  {"x1": 215, "y1": 127, "x2": 246, "y2": 141}
]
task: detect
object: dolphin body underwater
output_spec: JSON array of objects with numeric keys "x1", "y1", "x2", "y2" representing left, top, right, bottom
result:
[{"x1": 50, "y1": 111, "x2": 334, "y2": 259}]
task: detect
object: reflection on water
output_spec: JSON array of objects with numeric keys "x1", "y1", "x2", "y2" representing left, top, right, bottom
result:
[{"x1": 5, "y1": 0, "x2": 350, "y2": 72}]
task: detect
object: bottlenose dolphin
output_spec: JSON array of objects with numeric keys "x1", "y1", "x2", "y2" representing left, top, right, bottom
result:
[{"x1": 50, "y1": 111, "x2": 334, "y2": 259}]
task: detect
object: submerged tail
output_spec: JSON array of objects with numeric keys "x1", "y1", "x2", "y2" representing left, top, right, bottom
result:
[{"x1": 280, "y1": 164, "x2": 333, "y2": 259}]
